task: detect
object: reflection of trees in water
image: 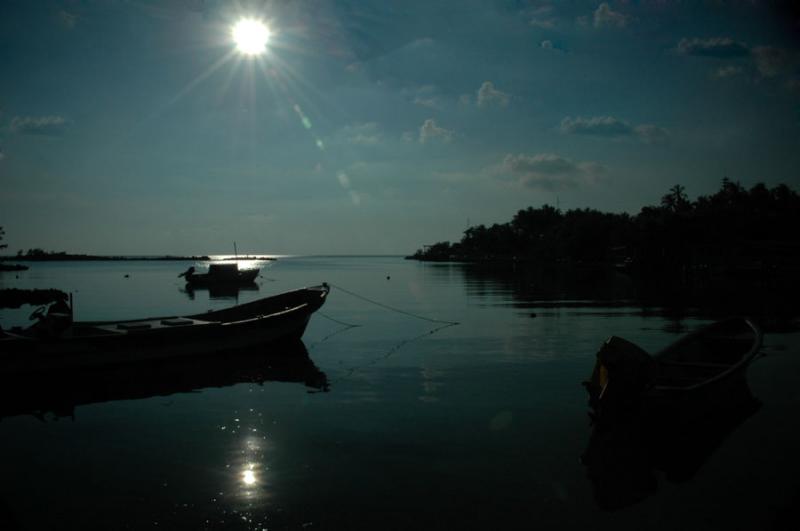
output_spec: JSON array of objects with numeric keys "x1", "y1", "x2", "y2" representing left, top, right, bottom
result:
[
  {"x1": 0, "y1": 340, "x2": 327, "y2": 420},
  {"x1": 414, "y1": 180, "x2": 800, "y2": 329},
  {"x1": 428, "y1": 262, "x2": 637, "y2": 303},
  {"x1": 428, "y1": 261, "x2": 798, "y2": 330},
  {"x1": 581, "y1": 380, "x2": 761, "y2": 511}
]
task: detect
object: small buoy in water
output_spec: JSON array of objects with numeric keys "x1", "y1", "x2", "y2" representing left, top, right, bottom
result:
[{"x1": 530, "y1": 312, "x2": 537, "y2": 318}]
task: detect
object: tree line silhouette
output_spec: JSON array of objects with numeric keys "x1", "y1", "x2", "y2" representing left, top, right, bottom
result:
[{"x1": 410, "y1": 179, "x2": 800, "y2": 275}]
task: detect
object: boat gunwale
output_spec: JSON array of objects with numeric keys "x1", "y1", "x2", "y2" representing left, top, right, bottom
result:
[
  {"x1": 2, "y1": 285, "x2": 328, "y2": 342},
  {"x1": 650, "y1": 317, "x2": 762, "y2": 393}
]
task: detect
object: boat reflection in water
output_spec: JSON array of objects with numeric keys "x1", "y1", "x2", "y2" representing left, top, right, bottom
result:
[
  {"x1": 0, "y1": 340, "x2": 327, "y2": 421},
  {"x1": 580, "y1": 378, "x2": 760, "y2": 511},
  {"x1": 180, "y1": 281, "x2": 260, "y2": 301}
]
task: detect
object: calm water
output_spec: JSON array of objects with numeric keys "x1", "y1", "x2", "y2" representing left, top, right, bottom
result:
[{"x1": 0, "y1": 256, "x2": 798, "y2": 530}]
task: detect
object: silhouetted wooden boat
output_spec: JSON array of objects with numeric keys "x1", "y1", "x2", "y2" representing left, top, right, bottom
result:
[
  {"x1": 0, "y1": 284, "x2": 329, "y2": 373},
  {"x1": 179, "y1": 263, "x2": 259, "y2": 286},
  {"x1": 585, "y1": 318, "x2": 762, "y2": 417}
]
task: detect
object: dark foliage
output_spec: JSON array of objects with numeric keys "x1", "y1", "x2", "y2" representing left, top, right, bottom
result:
[
  {"x1": 0, "y1": 289, "x2": 68, "y2": 309},
  {"x1": 410, "y1": 179, "x2": 800, "y2": 271}
]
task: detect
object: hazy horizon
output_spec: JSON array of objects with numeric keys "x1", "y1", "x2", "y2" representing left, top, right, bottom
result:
[{"x1": 2, "y1": 1, "x2": 800, "y2": 255}]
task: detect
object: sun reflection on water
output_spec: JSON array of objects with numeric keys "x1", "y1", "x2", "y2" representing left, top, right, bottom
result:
[{"x1": 242, "y1": 467, "x2": 257, "y2": 486}]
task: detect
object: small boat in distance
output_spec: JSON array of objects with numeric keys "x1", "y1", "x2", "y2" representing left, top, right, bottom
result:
[
  {"x1": 179, "y1": 262, "x2": 259, "y2": 286},
  {"x1": 0, "y1": 284, "x2": 329, "y2": 373},
  {"x1": 584, "y1": 318, "x2": 762, "y2": 418}
]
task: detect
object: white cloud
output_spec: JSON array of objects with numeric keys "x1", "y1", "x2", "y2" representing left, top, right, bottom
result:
[
  {"x1": 10, "y1": 115, "x2": 69, "y2": 135},
  {"x1": 560, "y1": 115, "x2": 632, "y2": 136},
  {"x1": 712, "y1": 65, "x2": 743, "y2": 79},
  {"x1": 58, "y1": 9, "x2": 78, "y2": 29},
  {"x1": 593, "y1": 3, "x2": 628, "y2": 29},
  {"x1": 560, "y1": 116, "x2": 668, "y2": 143},
  {"x1": 337, "y1": 171, "x2": 351, "y2": 189},
  {"x1": 419, "y1": 119, "x2": 454, "y2": 143},
  {"x1": 499, "y1": 153, "x2": 605, "y2": 189},
  {"x1": 529, "y1": 5, "x2": 556, "y2": 28},
  {"x1": 633, "y1": 124, "x2": 670, "y2": 145},
  {"x1": 412, "y1": 85, "x2": 441, "y2": 109},
  {"x1": 338, "y1": 122, "x2": 382, "y2": 145},
  {"x1": 677, "y1": 37, "x2": 749, "y2": 58},
  {"x1": 407, "y1": 37, "x2": 435, "y2": 49},
  {"x1": 477, "y1": 81, "x2": 510, "y2": 108}
]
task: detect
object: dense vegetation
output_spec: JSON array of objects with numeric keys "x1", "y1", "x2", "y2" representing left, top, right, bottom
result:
[{"x1": 410, "y1": 180, "x2": 800, "y2": 273}]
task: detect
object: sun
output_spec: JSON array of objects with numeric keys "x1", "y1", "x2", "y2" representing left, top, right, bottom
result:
[{"x1": 232, "y1": 18, "x2": 270, "y2": 56}]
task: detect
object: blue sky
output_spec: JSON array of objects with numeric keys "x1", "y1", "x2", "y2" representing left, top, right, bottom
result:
[{"x1": 1, "y1": 0, "x2": 799, "y2": 255}]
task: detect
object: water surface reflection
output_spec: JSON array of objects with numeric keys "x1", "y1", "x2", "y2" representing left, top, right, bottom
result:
[{"x1": 0, "y1": 340, "x2": 327, "y2": 420}]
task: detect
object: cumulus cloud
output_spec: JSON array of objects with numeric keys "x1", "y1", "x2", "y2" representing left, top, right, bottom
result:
[
  {"x1": 559, "y1": 116, "x2": 668, "y2": 143},
  {"x1": 676, "y1": 37, "x2": 749, "y2": 58},
  {"x1": 477, "y1": 81, "x2": 510, "y2": 108},
  {"x1": 338, "y1": 122, "x2": 382, "y2": 145},
  {"x1": 560, "y1": 116, "x2": 631, "y2": 136},
  {"x1": 337, "y1": 171, "x2": 351, "y2": 189},
  {"x1": 10, "y1": 115, "x2": 69, "y2": 135},
  {"x1": 633, "y1": 124, "x2": 670, "y2": 145},
  {"x1": 593, "y1": 3, "x2": 628, "y2": 29},
  {"x1": 419, "y1": 119, "x2": 453, "y2": 143},
  {"x1": 412, "y1": 85, "x2": 441, "y2": 109},
  {"x1": 58, "y1": 9, "x2": 78, "y2": 29},
  {"x1": 499, "y1": 153, "x2": 605, "y2": 190},
  {"x1": 712, "y1": 65, "x2": 743, "y2": 79},
  {"x1": 752, "y1": 46, "x2": 792, "y2": 78},
  {"x1": 529, "y1": 5, "x2": 556, "y2": 28},
  {"x1": 407, "y1": 37, "x2": 435, "y2": 50}
]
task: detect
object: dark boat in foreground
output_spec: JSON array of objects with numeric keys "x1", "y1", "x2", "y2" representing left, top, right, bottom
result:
[
  {"x1": 0, "y1": 284, "x2": 329, "y2": 373},
  {"x1": 584, "y1": 317, "x2": 762, "y2": 417},
  {"x1": 581, "y1": 318, "x2": 763, "y2": 510},
  {"x1": 179, "y1": 263, "x2": 260, "y2": 286}
]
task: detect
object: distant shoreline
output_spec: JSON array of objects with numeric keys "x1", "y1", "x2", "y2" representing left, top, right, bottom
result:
[{"x1": 0, "y1": 254, "x2": 227, "y2": 262}]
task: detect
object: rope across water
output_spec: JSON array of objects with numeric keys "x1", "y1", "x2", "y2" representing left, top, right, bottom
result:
[{"x1": 327, "y1": 282, "x2": 459, "y2": 326}]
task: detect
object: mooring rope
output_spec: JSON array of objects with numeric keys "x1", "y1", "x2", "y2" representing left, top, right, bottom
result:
[
  {"x1": 333, "y1": 321, "x2": 458, "y2": 383},
  {"x1": 317, "y1": 311, "x2": 361, "y2": 328},
  {"x1": 327, "y1": 282, "x2": 459, "y2": 326}
]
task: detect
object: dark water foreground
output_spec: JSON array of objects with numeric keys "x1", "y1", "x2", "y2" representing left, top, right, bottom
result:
[{"x1": 0, "y1": 257, "x2": 798, "y2": 530}]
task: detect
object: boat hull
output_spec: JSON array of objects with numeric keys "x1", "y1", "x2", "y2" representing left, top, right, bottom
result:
[
  {"x1": 0, "y1": 285, "x2": 329, "y2": 373},
  {"x1": 585, "y1": 317, "x2": 762, "y2": 422}
]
